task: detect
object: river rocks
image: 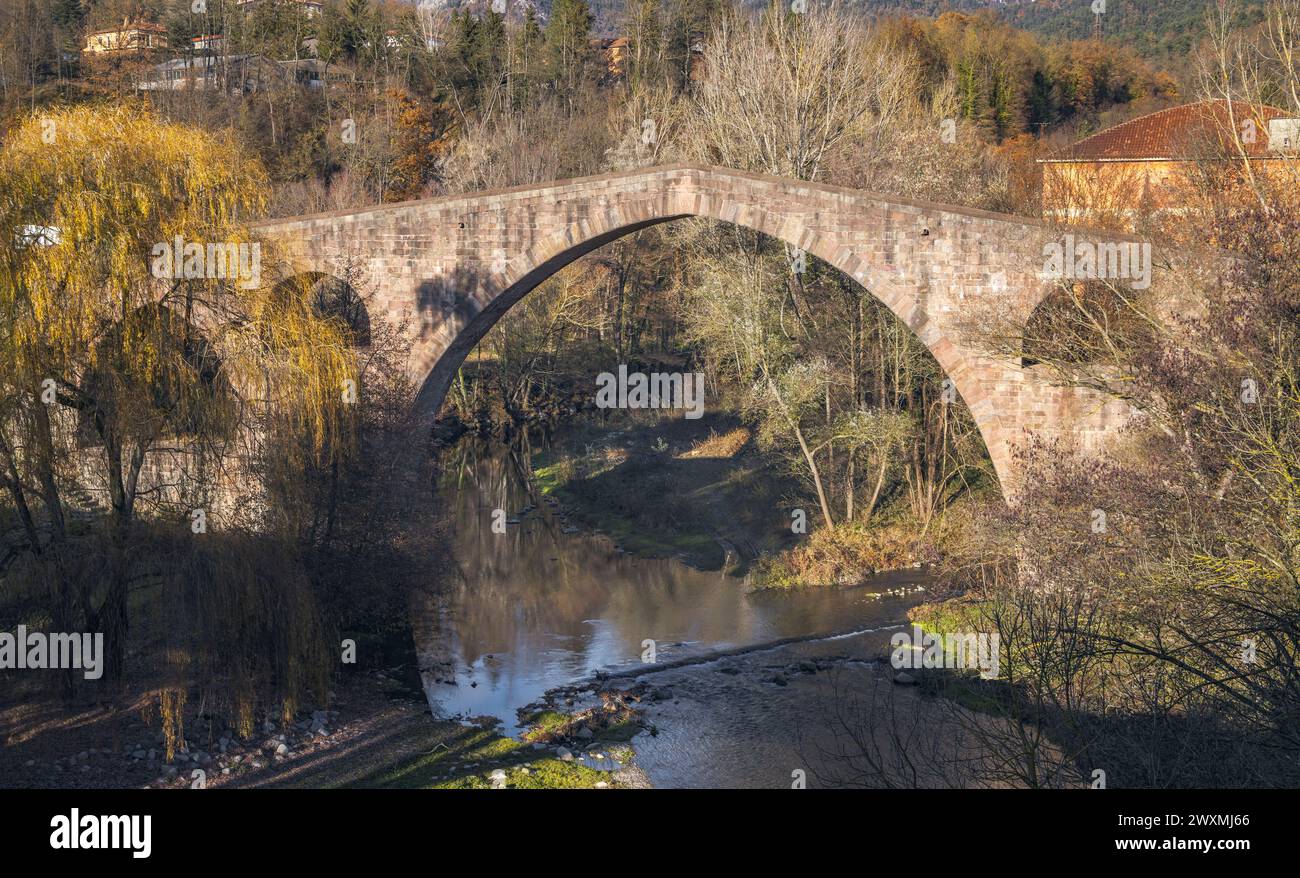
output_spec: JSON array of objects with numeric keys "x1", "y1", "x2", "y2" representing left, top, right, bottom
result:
[
  {"x1": 556, "y1": 747, "x2": 574, "y2": 761},
  {"x1": 575, "y1": 725, "x2": 595, "y2": 739},
  {"x1": 115, "y1": 703, "x2": 351, "y2": 788},
  {"x1": 613, "y1": 763, "x2": 652, "y2": 789},
  {"x1": 893, "y1": 672, "x2": 918, "y2": 686},
  {"x1": 488, "y1": 769, "x2": 508, "y2": 788},
  {"x1": 309, "y1": 710, "x2": 330, "y2": 736}
]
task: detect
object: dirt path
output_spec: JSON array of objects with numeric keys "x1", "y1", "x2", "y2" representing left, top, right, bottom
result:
[
  {"x1": 0, "y1": 672, "x2": 457, "y2": 790},
  {"x1": 216, "y1": 681, "x2": 456, "y2": 788}
]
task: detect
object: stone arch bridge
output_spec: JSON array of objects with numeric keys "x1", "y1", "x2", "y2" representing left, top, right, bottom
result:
[{"x1": 255, "y1": 164, "x2": 1152, "y2": 494}]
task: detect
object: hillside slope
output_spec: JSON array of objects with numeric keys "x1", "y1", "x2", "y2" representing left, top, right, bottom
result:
[{"x1": 508, "y1": 0, "x2": 1268, "y2": 61}]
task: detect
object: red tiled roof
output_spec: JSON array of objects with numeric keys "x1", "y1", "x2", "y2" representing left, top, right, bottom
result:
[
  {"x1": 1044, "y1": 100, "x2": 1292, "y2": 162},
  {"x1": 90, "y1": 21, "x2": 167, "y2": 36}
]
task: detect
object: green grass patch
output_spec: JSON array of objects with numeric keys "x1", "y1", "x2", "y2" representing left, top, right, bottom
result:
[
  {"x1": 360, "y1": 700, "x2": 640, "y2": 790},
  {"x1": 908, "y1": 598, "x2": 990, "y2": 635},
  {"x1": 358, "y1": 723, "x2": 615, "y2": 789},
  {"x1": 519, "y1": 709, "x2": 573, "y2": 741}
]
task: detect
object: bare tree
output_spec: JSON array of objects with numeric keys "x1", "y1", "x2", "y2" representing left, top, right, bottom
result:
[{"x1": 688, "y1": 3, "x2": 913, "y2": 183}]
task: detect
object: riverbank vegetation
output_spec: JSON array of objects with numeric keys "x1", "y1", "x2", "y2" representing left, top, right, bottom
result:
[{"x1": 886, "y1": 5, "x2": 1300, "y2": 788}]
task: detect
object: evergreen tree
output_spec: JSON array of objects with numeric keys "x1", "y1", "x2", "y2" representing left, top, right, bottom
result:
[
  {"x1": 475, "y1": 8, "x2": 506, "y2": 82},
  {"x1": 523, "y1": 4, "x2": 542, "y2": 46},
  {"x1": 51, "y1": 0, "x2": 85, "y2": 29},
  {"x1": 663, "y1": 0, "x2": 721, "y2": 91},
  {"x1": 544, "y1": 0, "x2": 593, "y2": 95},
  {"x1": 448, "y1": 10, "x2": 481, "y2": 90},
  {"x1": 622, "y1": 0, "x2": 663, "y2": 90},
  {"x1": 511, "y1": 4, "x2": 545, "y2": 102},
  {"x1": 338, "y1": 0, "x2": 372, "y2": 62}
]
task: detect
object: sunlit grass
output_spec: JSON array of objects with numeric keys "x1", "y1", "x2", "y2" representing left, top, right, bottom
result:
[{"x1": 361, "y1": 719, "x2": 615, "y2": 790}]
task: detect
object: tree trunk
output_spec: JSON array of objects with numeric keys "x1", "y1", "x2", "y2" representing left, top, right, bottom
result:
[
  {"x1": 767, "y1": 375, "x2": 834, "y2": 530},
  {"x1": 32, "y1": 400, "x2": 65, "y2": 542},
  {"x1": 0, "y1": 430, "x2": 42, "y2": 554},
  {"x1": 866, "y1": 455, "x2": 888, "y2": 522}
]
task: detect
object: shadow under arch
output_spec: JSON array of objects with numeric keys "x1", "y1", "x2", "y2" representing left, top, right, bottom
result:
[
  {"x1": 1019, "y1": 279, "x2": 1132, "y2": 369},
  {"x1": 274, "y1": 271, "x2": 372, "y2": 347}
]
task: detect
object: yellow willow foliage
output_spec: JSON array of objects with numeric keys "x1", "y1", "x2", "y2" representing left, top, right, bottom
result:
[
  {"x1": 0, "y1": 103, "x2": 263, "y2": 363},
  {"x1": 214, "y1": 250, "x2": 358, "y2": 464},
  {"x1": 159, "y1": 687, "x2": 186, "y2": 763},
  {"x1": 156, "y1": 528, "x2": 331, "y2": 735},
  {"x1": 0, "y1": 102, "x2": 356, "y2": 461}
]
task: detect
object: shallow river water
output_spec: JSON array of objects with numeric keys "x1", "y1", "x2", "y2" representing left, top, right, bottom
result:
[{"x1": 413, "y1": 440, "x2": 929, "y2": 787}]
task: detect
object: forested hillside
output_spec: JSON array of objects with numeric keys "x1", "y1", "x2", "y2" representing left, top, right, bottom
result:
[
  {"x1": 997, "y1": 0, "x2": 1268, "y2": 60},
  {"x1": 541, "y1": 0, "x2": 1271, "y2": 64}
]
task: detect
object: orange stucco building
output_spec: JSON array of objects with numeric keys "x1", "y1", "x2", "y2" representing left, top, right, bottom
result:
[{"x1": 1040, "y1": 100, "x2": 1297, "y2": 229}]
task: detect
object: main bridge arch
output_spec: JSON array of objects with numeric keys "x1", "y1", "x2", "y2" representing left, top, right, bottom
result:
[{"x1": 255, "y1": 164, "x2": 1140, "y2": 494}]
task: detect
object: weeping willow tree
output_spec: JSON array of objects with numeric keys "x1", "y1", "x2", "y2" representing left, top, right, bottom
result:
[{"x1": 0, "y1": 103, "x2": 357, "y2": 690}]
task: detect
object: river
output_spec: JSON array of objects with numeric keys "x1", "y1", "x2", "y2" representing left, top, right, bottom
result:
[{"x1": 412, "y1": 437, "x2": 930, "y2": 787}]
